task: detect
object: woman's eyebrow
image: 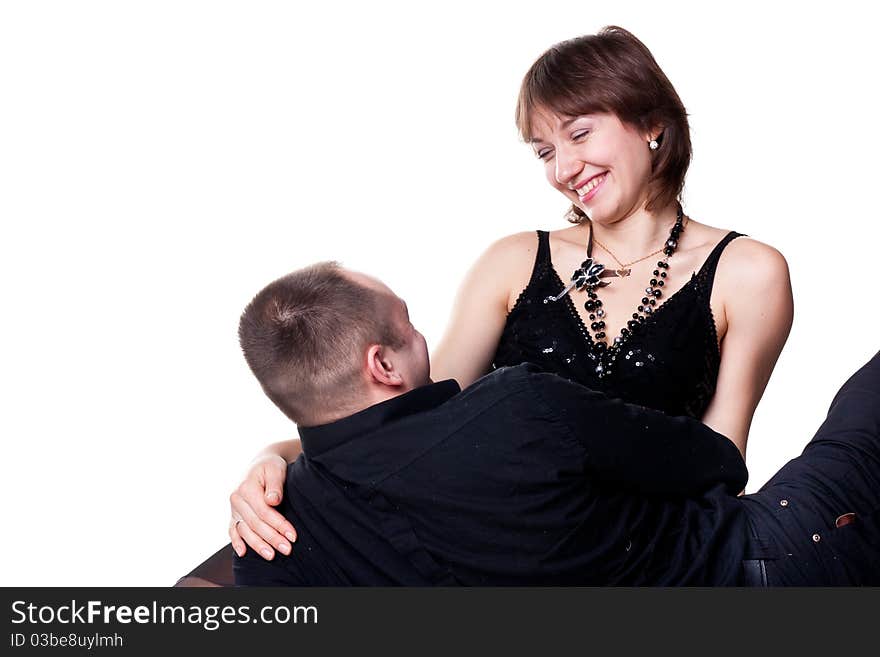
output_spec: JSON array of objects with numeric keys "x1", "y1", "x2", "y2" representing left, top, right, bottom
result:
[{"x1": 528, "y1": 116, "x2": 591, "y2": 142}]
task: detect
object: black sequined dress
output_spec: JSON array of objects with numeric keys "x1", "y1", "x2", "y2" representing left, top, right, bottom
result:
[{"x1": 492, "y1": 230, "x2": 744, "y2": 418}]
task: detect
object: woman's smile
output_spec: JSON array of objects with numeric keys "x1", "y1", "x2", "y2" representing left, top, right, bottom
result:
[{"x1": 575, "y1": 171, "x2": 608, "y2": 202}]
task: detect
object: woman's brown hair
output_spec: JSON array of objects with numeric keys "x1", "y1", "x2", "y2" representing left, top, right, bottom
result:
[{"x1": 516, "y1": 26, "x2": 691, "y2": 219}]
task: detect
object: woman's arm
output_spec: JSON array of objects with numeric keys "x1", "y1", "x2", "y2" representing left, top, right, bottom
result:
[
  {"x1": 431, "y1": 232, "x2": 535, "y2": 387},
  {"x1": 228, "y1": 438, "x2": 301, "y2": 559},
  {"x1": 700, "y1": 239, "x2": 794, "y2": 457}
]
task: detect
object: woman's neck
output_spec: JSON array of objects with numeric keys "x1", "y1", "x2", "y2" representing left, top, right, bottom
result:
[{"x1": 589, "y1": 203, "x2": 680, "y2": 262}]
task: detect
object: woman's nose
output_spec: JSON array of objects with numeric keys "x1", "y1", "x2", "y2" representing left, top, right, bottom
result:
[{"x1": 555, "y1": 145, "x2": 583, "y2": 186}]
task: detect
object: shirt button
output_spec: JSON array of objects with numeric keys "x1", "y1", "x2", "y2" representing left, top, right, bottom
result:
[
  {"x1": 779, "y1": 499, "x2": 789, "y2": 507},
  {"x1": 812, "y1": 533, "x2": 821, "y2": 543}
]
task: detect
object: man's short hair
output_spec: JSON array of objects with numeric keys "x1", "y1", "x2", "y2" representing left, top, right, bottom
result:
[{"x1": 238, "y1": 262, "x2": 406, "y2": 425}]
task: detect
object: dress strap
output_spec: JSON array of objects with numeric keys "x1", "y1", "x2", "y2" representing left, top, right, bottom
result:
[
  {"x1": 697, "y1": 231, "x2": 745, "y2": 292},
  {"x1": 506, "y1": 231, "x2": 555, "y2": 316},
  {"x1": 526, "y1": 230, "x2": 553, "y2": 288},
  {"x1": 536, "y1": 230, "x2": 551, "y2": 264}
]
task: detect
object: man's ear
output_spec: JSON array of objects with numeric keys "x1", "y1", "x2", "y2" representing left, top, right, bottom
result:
[{"x1": 365, "y1": 344, "x2": 403, "y2": 387}]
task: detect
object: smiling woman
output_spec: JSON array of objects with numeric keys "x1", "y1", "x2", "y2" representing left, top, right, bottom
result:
[
  {"x1": 432, "y1": 26, "x2": 793, "y2": 455},
  {"x1": 189, "y1": 25, "x2": 794, "y2": 586}
]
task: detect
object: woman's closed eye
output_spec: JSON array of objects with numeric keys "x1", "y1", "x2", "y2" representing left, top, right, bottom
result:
[
  {"x1": 536, "y1": 147, "x2": 554, "y2": 160},
  {"x1": 572, "y1": 129, "x2": 590, "y2": 141}
]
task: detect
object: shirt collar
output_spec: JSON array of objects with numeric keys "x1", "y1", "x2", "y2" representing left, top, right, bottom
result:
[{"x1": 298, "y1": 379, "x2": 461, "y2": 458}]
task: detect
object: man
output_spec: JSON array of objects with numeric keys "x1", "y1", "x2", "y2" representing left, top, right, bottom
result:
[{"x1": 233, "y1": 262, "x2": 879, "y2": 585}]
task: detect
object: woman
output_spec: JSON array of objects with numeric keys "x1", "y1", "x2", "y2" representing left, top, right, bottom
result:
[{"x1": 189, "y1": 27, "x2": 792, "y2": 581}]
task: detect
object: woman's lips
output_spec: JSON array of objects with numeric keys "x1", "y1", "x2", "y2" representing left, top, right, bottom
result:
[{"x1": 577, "y1": 172, "x2": 607, "y2": 202}]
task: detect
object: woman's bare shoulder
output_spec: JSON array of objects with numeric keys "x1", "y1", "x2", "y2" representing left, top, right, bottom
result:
[
  {"x1": 718, "y1": 234, "x2": 790, "y2": 284},
  {"x1": 687, "y1": 220, "x2": 789, "y2": 277},
  {"x1": 713, "y1": 232, "x2": 792, "y2": 334},
  {"x1": 475, "y1": 230, "x2": 541, "y2": 272},
  {"x1": 681, "y1": 219, "x2": 730, "y2": 249}
]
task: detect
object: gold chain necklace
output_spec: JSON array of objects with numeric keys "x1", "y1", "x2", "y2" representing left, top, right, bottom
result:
[{"x1": 592, "y1": 215, "x2": 690, "y2": 277}]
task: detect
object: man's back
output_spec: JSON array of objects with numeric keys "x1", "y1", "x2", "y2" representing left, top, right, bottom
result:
[{"x1": 234, "y1": 364, "x2": 749, "y2": 585}]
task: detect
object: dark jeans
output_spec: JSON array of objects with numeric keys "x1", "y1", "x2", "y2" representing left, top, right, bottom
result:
[{"x1": 740, "y1": 351, "x2": 880, "y2": 585}]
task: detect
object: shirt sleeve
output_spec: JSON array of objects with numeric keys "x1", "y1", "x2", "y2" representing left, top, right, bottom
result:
[{"x1": 527, "y1": 368, "x2": 748, "y2": 495}]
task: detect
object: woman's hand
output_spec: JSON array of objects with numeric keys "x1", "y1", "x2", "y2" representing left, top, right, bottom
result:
[{"x1": 229, "y1": 451, "x2": 298, "y2": 560}]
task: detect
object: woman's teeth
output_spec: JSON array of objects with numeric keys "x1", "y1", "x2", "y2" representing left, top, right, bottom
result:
[{"x1": 579, "y1": 174, "x2": 605, "y2": 195}]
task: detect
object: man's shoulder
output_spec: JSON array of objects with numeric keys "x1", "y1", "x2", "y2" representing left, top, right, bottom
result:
[
  {"x1": 467, "y1": 362, "x2": 546, "y2": 389},
  {"x1": 446, "y1": 364, "x2": 542, "y2": 409},
  {"x1": 464, "y1": 364, "x2": 612, "y2": 431},
  {"x1": 444, "y1": 363, "x2": 598, "y2": 428},
  {"x1": 467, "y1": 363, "x2": 589, "y2": 398}
]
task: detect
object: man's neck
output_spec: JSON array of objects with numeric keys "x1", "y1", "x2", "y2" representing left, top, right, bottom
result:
[{"x1": 306, "y1": 386, "x2": 411, "y2": 427}]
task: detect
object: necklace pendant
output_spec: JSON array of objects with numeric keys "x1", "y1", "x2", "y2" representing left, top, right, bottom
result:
[
  {"x1": 544, "y1": 281, "x2": 577, "y2": 303},
  {"x1": 615, "y1": 268, "x2": 631, "y2": 278}
]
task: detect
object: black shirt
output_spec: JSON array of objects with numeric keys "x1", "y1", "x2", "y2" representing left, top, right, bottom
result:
[{"x1": 234, "y1": 364, "x2": 750, "y2": 586}]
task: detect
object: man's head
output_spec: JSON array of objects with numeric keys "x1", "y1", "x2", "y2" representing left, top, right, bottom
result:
[{"x1": 238, "y1": 262, "x2": 430, "y2": 426}]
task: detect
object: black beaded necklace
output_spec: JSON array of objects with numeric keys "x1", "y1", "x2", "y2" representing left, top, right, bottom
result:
[{"x1": 545, "y1": 205, "x2": 685, "y2": 379}]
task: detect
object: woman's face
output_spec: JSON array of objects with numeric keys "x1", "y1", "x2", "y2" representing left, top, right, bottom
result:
[{"x1": 528, "y1": 108, "x2": 656, "y2": 224}]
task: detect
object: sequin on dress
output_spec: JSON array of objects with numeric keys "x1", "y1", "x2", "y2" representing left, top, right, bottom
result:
[{"x1": 492, "y1": 230, "x2": 744, "y2": 418}]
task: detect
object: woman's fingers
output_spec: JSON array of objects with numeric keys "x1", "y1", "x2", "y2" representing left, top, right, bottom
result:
[
  {"x1": 230, "y1": 491, "x2": 292, "y2": 560},
  {"x1": 263, "y1": 459, "x2": 287, "y2": 508},
  {"x1": 227, "y1": 454, "x2": 297, "y2": 558},
  {"x1": 233, "y1": 515, "x2": 278, "y2": 561},
  {"x1": 229, "y1": 518, "x2": 247, "y2": 557},
  {"x1": 244, "y1": 467, "x2": 298, "y2": 543}
]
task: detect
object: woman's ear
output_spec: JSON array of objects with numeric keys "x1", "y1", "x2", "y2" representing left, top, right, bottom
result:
[
  {"x1": 365, "y1": 344, "x2": 403, "y2": 387},
  {"x1": 646, "y1": 123, "x2": 665, "y2": 144}
]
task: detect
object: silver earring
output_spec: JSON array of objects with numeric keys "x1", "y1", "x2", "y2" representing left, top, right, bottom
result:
[{"x1": 649, "y1": 139, "x2": 659, "y2": 151}]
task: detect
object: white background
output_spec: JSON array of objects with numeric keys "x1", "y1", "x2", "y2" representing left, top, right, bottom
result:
[{"x1": 1, "y1": 1, "x2": 878, "y2": 586}]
